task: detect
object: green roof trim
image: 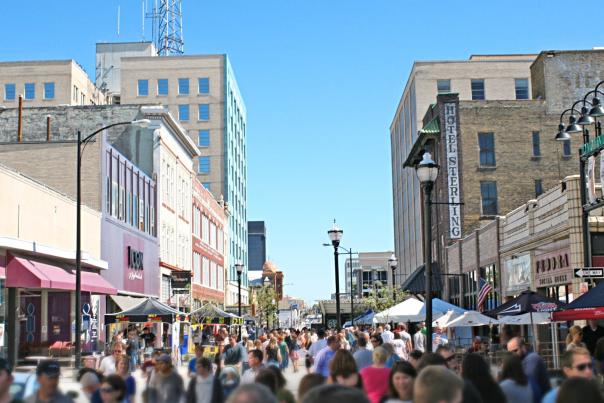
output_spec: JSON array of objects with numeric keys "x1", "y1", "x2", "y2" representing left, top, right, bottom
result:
[{"x1": 419, "y1": 118, "x2": 440, "y2": 134}]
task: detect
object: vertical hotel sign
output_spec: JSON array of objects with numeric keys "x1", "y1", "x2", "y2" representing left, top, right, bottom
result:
[{"x1": 444, "y1": 103, "x2": 461, "y2": 238}]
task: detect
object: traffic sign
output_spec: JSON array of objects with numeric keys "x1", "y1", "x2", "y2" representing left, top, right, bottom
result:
[{"x1": 574, "y1": 268, "x2": 604, "y2": 278}]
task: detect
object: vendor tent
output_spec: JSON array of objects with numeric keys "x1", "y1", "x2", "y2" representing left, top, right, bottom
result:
[
  {"x1": 498, "y1": 312, "x2": 551, "y2": 325},
  {"x1": 343, "y1": 310, "x2": 373, "y2": 327},
  {"x1": 105, "y1": 297, "x2": 187, "y2": 324},
  {"x1": 486, "y1": 290, "x2": 562, "y2": 317},
  {"x1": 443, "y1": 311, "x2": 499, "y2": 327},
  {"x1": 190, "y1": 303, "x2": 243, "y2": 325},
  {"x1": 552, "y1": 282, "x2": 604, "y2": 321},
  {"x1": 375, "y1": 298, "x2": 423, "y2": 323},
  {"x1": 420, "y1": 298, "x2": 466, "y2": 318}
]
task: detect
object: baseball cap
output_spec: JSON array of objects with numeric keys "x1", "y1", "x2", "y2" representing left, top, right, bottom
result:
[
  {"x1": 36, "y1": 360, "x2": 61, "y2": 377},
  {"x1": 156, "y1": 354, "x2": 172, "y2": 364},
  {"x1": 0, "y1": 358, "x2": 12, "y2": 374}
]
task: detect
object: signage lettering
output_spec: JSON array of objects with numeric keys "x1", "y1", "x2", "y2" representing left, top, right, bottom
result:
[
  {"x1": 444, "y1": 102, "x2": 461, "y2": 239},
  {"x1": 127, "y1": 246, "x2": 144, "y2": 281},
  {"x1": 535, "y1": 253, "x2": 569, "y2": 273}
]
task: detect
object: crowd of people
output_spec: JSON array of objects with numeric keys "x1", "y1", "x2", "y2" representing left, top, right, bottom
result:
[{"x1": 2, "y1": 322, "x2": 604, "y2": 403}]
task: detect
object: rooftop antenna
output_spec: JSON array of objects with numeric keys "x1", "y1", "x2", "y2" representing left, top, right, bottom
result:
[
  {"x1": 141, "y1": 0, "x2": 145, "y2": 40},
  {"x1": 149, "y1": 0, "x2": 184, "y2": 55},
  {"x1": 117, "y1": 5, "x2": 121, "y2": 37}
]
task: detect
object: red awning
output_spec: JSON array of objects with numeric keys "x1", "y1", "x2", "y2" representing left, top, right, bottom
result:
[
  {"x1": 6, "y1": 257, "x2": 117, "y2": 295},
  {"x1": 552, "y1": 308, "x2": 604, "y2": 321}
]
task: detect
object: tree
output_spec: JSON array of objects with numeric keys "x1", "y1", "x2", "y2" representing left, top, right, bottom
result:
[
  {"x1": 257, "y1": 284, "x2": 278, "y2": 329},
  {"x1": 361, "y1": 281, "x2": 408, "y2": 323}
]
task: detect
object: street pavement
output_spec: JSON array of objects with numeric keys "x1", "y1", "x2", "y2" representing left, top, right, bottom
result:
[{"x1": 56, "y1": 359, "x2": 306, "y2": 403}]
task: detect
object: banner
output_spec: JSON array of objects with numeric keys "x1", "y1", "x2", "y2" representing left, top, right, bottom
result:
[
  {"x1": 588, "y1": 156, "x2": 596, "y2": 203},
  {"x1": 444, "y1": 102, "x2": 461, "y2": 239}
]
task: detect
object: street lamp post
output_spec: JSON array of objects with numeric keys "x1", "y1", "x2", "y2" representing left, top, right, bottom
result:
[
  {"x1": 75, "y1": 119, "x2": 150, "y2": 369},
  {"x1": 327, "y1": 222, "x2": 343, "y2": 329},
  {"x1": 235, "y1": 262, "x2": 244, "y2": 340},
  {"x1": 416, "y1": 152, "x2": 439, "y2": 353},
  {"x1": 388, "y1": 253, "x2": 398, "y2": 300}
]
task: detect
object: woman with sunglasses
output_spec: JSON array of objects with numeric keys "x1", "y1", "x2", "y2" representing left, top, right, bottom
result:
[
  {"x1": 566, "y1": 325, "x2": 586, "y2": 351},
  {"x1": 99, "y1": 374, "x2": 127, "y2": 403}
]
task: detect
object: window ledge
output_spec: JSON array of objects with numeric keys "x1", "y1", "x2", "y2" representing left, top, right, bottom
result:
[
  {"x1": 531, "y1": 156, "x2": 541, "y2": 161},
  {"x1": 477, "y1": 165, "x2": 497, "y2": 171},
  {"x1": 480, "y1": 215, "x2": 498, "y2": 220},
  {"x1": 561, "y1": 155, "x2": 573, "y2": 160}
]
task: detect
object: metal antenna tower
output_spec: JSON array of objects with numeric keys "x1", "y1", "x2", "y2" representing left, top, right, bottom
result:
[{"x1": 148, "y1": 0, "x2": 184, "y2": 55}]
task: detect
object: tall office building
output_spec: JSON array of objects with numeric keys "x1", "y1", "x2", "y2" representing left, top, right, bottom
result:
[
  {"x1": 98, "y1": 46, "x2": 248, "y2": 304},
  {"x1": 390, "y1": 54, "x2": 536, "y2": 286},
  {"x1": 248, "y1": 221, "x2": 267, "y2": 274}
]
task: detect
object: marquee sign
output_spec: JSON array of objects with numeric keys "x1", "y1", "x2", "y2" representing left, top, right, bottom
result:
[{"x1": 444, "y1": 102, "x2": 461, "y2": 239}]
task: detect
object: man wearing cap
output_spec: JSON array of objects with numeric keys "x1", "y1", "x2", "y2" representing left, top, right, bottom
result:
[
  {"x1": 0, "y1": 358, "x2": 16, "y2": 403},
  {"x1": 25, "y1": 360, "x2": 73, "y2": 403},
  {"x1": 148, "y1": 354, "x2": 183, "y2": 403}
]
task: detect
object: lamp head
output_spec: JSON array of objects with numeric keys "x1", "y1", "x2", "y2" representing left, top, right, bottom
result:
[
  {"x1": 416, "y1": 152, "x2": 439, "y2": 183},
  {"x1": 131, "y1": 119, "x2": 151, "y2": 128},
  {"x1": 235, "y1": 262, "x2": 244, "y2": 275},
  {"x1": 590, "y1": 97, "x2": 604, "y2": 117},
  {"x1": 388, "y1": 253, "x2": 398, "y2": 270},
  {"x1": 578, "y1": 106, "x2": 595, "y2": 126},
  {"x1": 327, "y1": 222, "x2": 343, "y2": 247},
  {"x1": 554, "y1": 123, "x2": 572, "y2": 141},
  {"x1": 565, "y1": 115, "x2": 583, "y2": 134}
]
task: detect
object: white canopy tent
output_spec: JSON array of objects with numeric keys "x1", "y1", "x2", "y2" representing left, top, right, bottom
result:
[
  {"x1": 497, "y1": 312, "x2": 551, "y2": 325},
  {"x1": 375, "y1": 298, "x2": 425, "y2": 323},
  {"x1": 443, "y1": 311, "x2": 499, "y2": 327}
]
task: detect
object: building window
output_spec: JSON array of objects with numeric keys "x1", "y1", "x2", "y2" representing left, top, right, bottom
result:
[
  {"x1": 138, "y1": 80, "x2": 149, "y2": 96},
  {"x1": 24, "y1": 83, "x2": 35, "y2": 100},
  {"x1": 4, "y1": 84, "x2": 15, "y2": 100},
  {"x1": 178, "y1": 78, "x2": 189, "y2": 95},
  {"x1": 203, "y1": 182, "x2": 211, "y2": 191},
  {"x1": 563, "y1": 140, "x2": 572, "y2": 157},
  {"x1": 198, "y1": 130, "x2": 210, "y2": 147},
  {"x1": 198, "y1": 78, "x2": 209, "y2": 94},
  {"x1": 178, "y1": 104, "x2": 189, "y2": 121},
  {"x1": 515, "y1": 78, "x2": 529, "y2": 100},
  {"x1": 480, "y1": 181, "x2": 498, "y2": 216},
  {"x1": 43, "y1": 82, "x2": 55, "y2": 100},
  {"x1": 157, "y1": 79, "x2": 169, "y2": 95},
  {"x1": 471, "y1": 79, "x2": 485, "y2": 100},
  {"x1": 535, "y1": 179, "x2": 544, "y2": 197},
  {"x1": 532, "y1": 131, "x2": 541, "y2": 157},
  {"x1": 478, "y1": 132, "x2": 496, "y2": 167},
  {"x1": 198, "y1": 104, "x2": 210, "y2": 120},
  {"x1": 199, "y1": 156, "x2": 210, "y2": 174},
  {"x1": 437, "y1": 79, "x2": 451, "y2": 94}
]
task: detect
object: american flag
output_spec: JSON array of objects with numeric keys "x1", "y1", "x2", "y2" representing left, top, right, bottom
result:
[{"x1": 477, "y1": 277, "x2": 493, "y2": 312}]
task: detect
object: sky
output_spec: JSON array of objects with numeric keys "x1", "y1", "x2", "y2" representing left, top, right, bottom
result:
[{"x1": 1, "y1": 0, "x2": 601, "y2": 304}]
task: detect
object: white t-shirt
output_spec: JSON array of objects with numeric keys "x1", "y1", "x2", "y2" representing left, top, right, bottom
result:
[
  {"x1": 98, "y1": 355, "x2": 116, "y2": 375},
  {"x1": 392, "y1": 339, "x2": 406, "y2": 359},
  {"x1": 381, "y1": 330, "x2": 394, "y2": 344},
  {"x1": 413, "y1": 331, "x2": 425, "y2": 352}
]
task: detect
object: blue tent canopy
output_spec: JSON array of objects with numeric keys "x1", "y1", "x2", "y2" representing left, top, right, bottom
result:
[
  {"x1": 419, "y1": 298, "x2": 466, "y2": 317},
  {"x1": 343, "y1": 310, "x2": 373, "y2": 327}
]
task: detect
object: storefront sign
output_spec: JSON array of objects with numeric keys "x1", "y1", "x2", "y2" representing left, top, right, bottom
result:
[
  {"x1": 503, "y1": 254, "x2": 531, "y2": 293},
  {"x1": 444, "y1": 102, "x2": 461, "y2": 239},
  {"x1": 123, "y1": 234, "x2": 145, "y2": 294},
  {"x1": 127, "y1": 247, "x2": 144, "y2": 270},
  {"x1": 535, "y1": 248, "x2": 571, "y2": 288}
]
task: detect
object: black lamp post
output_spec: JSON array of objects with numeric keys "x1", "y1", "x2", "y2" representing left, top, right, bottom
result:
[
  {"x1": 416, "y1": 152, "x2": 439, "y2": 353},
  {"x1": 235, "y1": 262, "x2": 244, "y2": 317},
  {"x1": 327, "y1": 222, "x2": 343, "y2": 329},
  {"x1": 388, "y1": 253, "x2": 398, "y2": 300},
  {"x1": 75, "y1": 118, "x2": 150, "y2": 369}
]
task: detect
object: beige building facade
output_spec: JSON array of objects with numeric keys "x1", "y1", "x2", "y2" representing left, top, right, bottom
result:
[
  {"x1": 390, "y1": 54, "x2": 536, "y2": 285},
  {"x1": 0, "y1": 60, "x2": 106, "y2": 107}
]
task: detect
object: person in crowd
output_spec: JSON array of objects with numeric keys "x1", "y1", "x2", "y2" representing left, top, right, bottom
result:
[
  {"x1": 506, "y1": 336, "x2": 550, "y2": 402},
  {"x1": 298, "y1": 373, "x2": 326, "y2": 402},
  {"x1": 186, "y1": 357, "x2": 223, "y2": 403},
  {"x1": 416, "y1": 353, "x2": 447, "y2": 372},
  {"x1": 301, "y1": 384, "x2": 370, "y2": 403},
  {"x1": 288, "y1": 333, "x2": 300, "y2": 372},
  {"x1": 338, "y1": 331, "x2": 351, "y2": 351},
  {"x1": 115, "y1": 355, "x2": 135, "y2": 403},
  {"x1": 461, "y1": 353, "x2": 505, "y2": 403},
  {"x1": 241, "y1": 349, "x2": 265, "y2": 384},
  {"x1": 313, "y1": 335, "x2": 341, "y2": 377},
  {"x1": 239, "y1": 336, "x2": 250, "y2": 373},
  {"x1": 329, "y1": 349, "x2": 361, "y2": 387},
  {"x1": 359, "y1": 346, "x2": 391, "y2": 403},
  {"x1": 435, "y1": 343, "x2": 459, "y2": 373},
  {"x1": 391, "y1": 333, "x2": 407, "y2": 362},
  {"x1": 369, "y1": 334, "x2": 383, "y2": 352},
  {"x1": 566, "y1": 325, "x2": 586, "y2": 351},
  {"x1": 139, "y1": 327, "x2": 156, "y2": 350},
  {"x1": 555, "y1": 377, "x2": 603, "y2": 403},
  {"x1": 381, "y1": 343, "x2": 401, "y2": 368},
  {"x1": 222, "y1": 335, "x2": 246, "y2": 373},
  {"x1": 413, "y1": 365, "x2": 464, "y2": 403},
  {"x1": 308, "y1": 329, "x2": 327, "y2": 367},
  {"x1": 254, "y1": 367, "x2": 295, "y2": 403},
  {"x1": 125, "y1": 329, "x2": 140, "y2": 372},
  {"x1": 99, "y1": 343, "x2": 123, "y2": 375},
  {"x1": 277, "y1": 335, "x2": 289, "y2": 371},
  {"x1": 498, "y1": 353, "x2": 533, "y2": 403},
  {"x1": 381, "y1": 360, "x2": 416, "y2": 403},
  {"x1": 412, "y1": 323, "x2": 425, "y2": 353},
  {"x1": 225, "y1": 383, "x2": 277, "y2": 403},
  {"x1": 0, "y1": 358, "x2": 15, "y2": 403},
  {"x1": 78, "y1": 369, "x2": 102, "y2": 403},
  {"x1": 25, "y1": 360, "x2": 73, "y2": 403},
  {"x1": 542, "y1": 347, "x2": 594, "y2": 403},
  {"x1": 431, "y1": 326, "x2": 448, "y2": 352},
  {"x1": 595, "y1": 337, "x2": 604, "y2": 373},
  {"x1": 189, "y1": 345, "x2": 204, "y2": 378},
  {"x1": 582, "y1": 320, "x2": 604, "y2": 356},
  {"x1": 98, "y1": 375, "x2": 126, "y2": 403},
  {"x1": 407, "y1": 350, "x2": 423, "y2": 370},
  {"x1": 265, "y1": 337, "x2": 282, "y2": 368},
  {"x1": 148, "y1": 354, "x2": 184, "y2": 403},
  {"x1": 353, "y1": 333, "x2": 374, "y2": 371},
  {"x1": 416, "y1": 352, "x2": 481, "y2": 403},
  {"x1": 381, "y1": 325, "x2": 394, "y2": 344}
]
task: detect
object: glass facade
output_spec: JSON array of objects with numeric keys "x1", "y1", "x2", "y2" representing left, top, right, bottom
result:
[{"x1": 248, "y1": 221, "x2": 266, "y2": 272}]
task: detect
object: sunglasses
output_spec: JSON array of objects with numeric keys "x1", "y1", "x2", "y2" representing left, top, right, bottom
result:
[
  {"x1": 100, "y1": 386, "x2": 115, "y2": 394},
  {"x1": 574, "y1": 363, "x2": 593, "y2": 371}
]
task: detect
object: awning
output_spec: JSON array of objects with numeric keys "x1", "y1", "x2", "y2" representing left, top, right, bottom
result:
[
  {"x1": 6, "y1": 257, "x2": 116, "y2": 294},
  {"x1": 110, "y1": 295, "x2": 145, "y2": 311},
  {"x1": 401, "y1": 262, "x2": 443, "y2": 294}
]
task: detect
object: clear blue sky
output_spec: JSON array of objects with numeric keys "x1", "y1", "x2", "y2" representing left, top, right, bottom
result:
[{"x1": 1, "y1": 0, "x2": 599, "y2": 304}]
